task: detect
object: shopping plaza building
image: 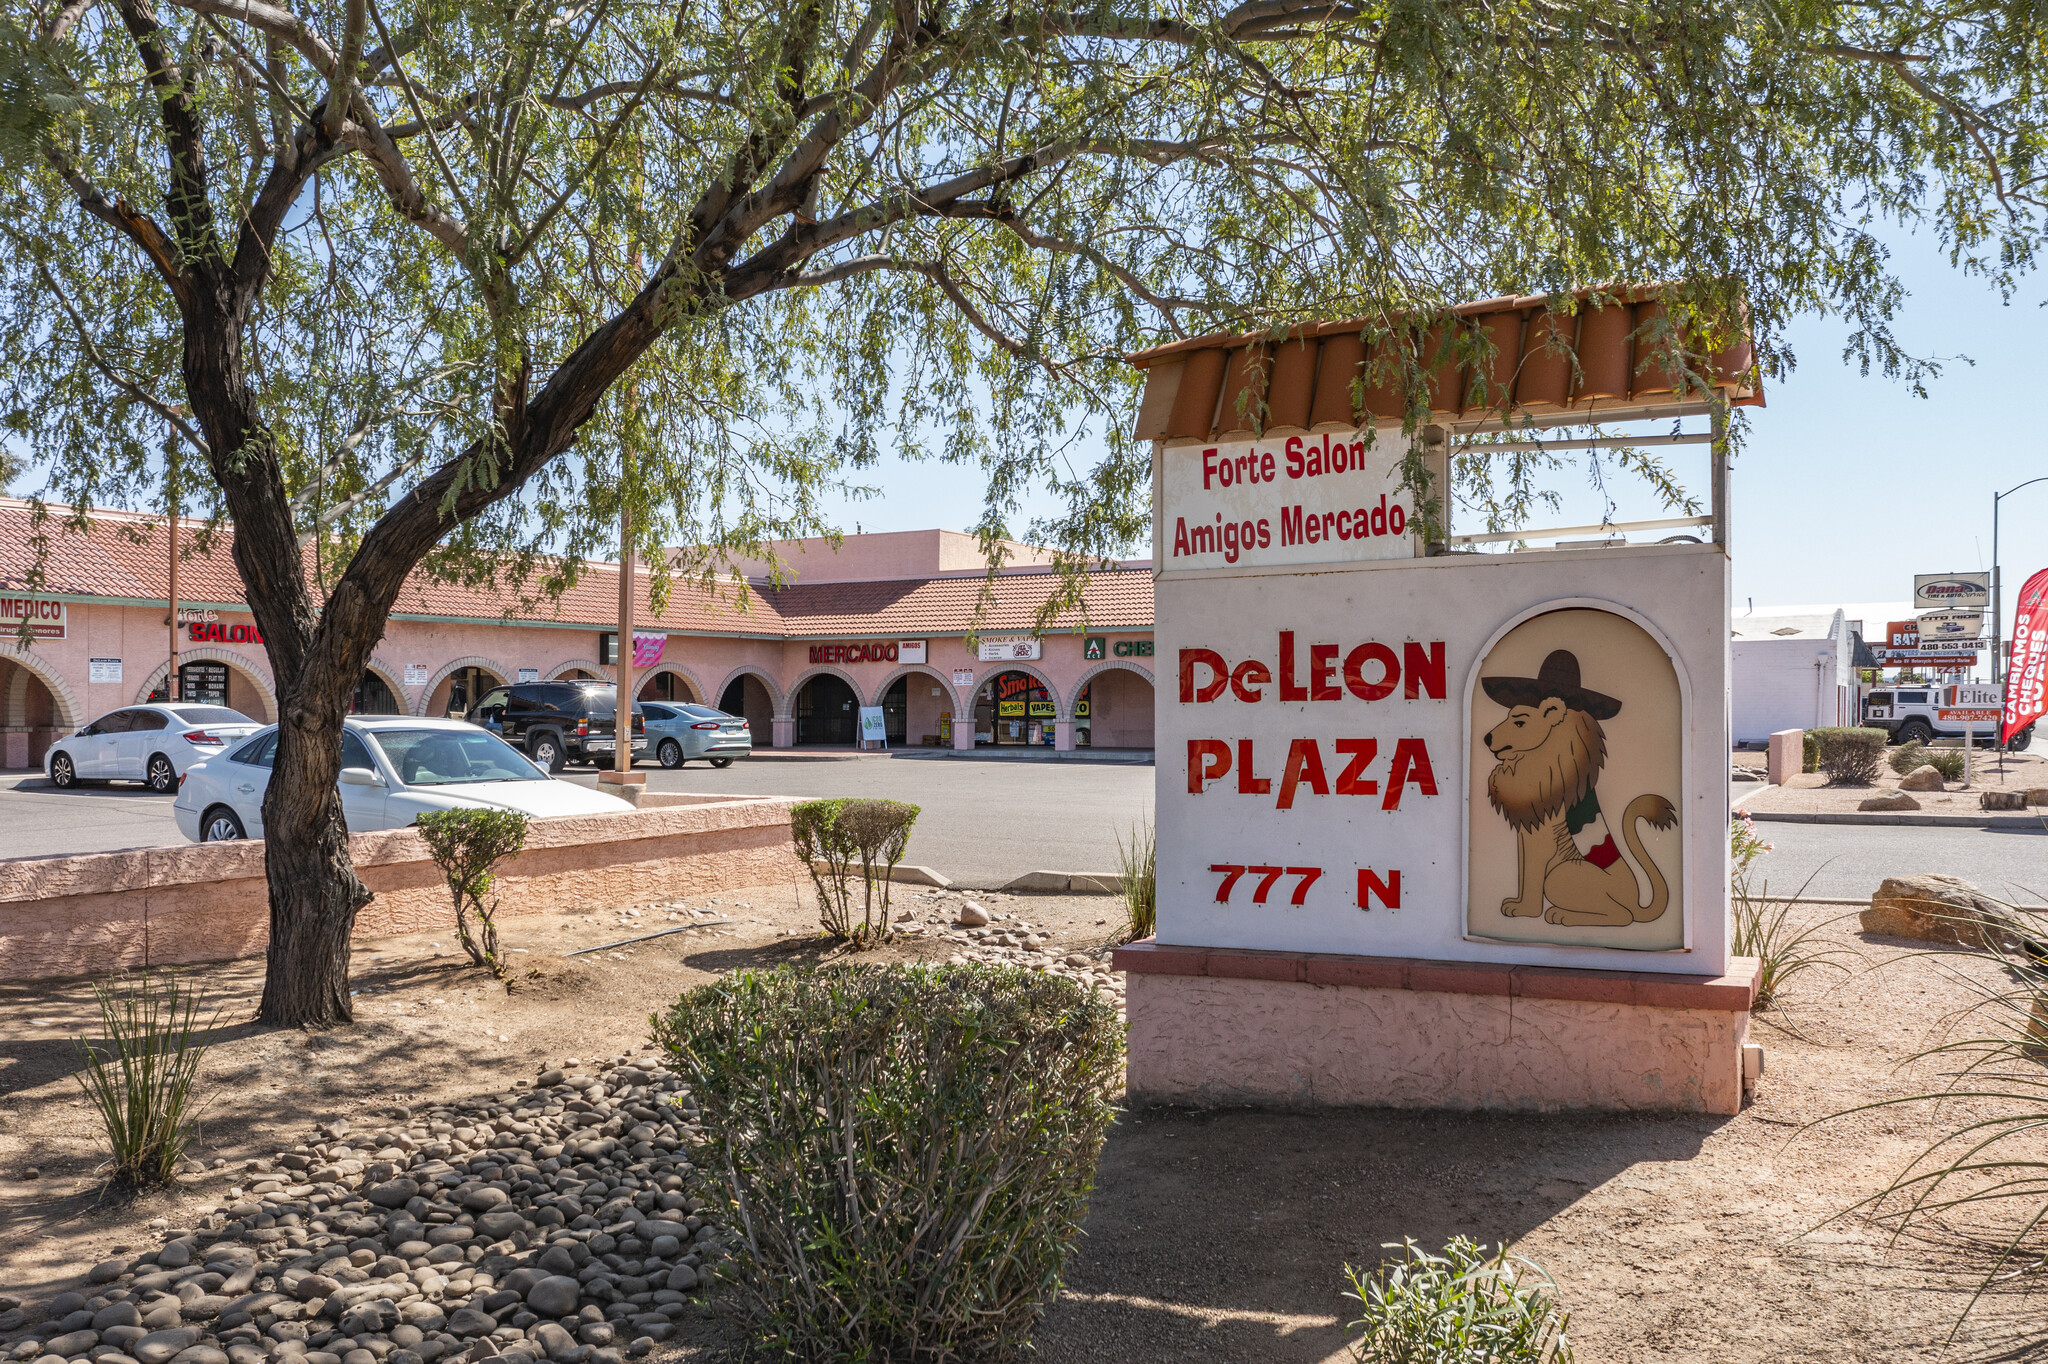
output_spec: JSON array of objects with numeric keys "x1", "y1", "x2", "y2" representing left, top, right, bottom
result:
[{"x1": 0, "y1": 499, "x2": 1157, "y2": 769}]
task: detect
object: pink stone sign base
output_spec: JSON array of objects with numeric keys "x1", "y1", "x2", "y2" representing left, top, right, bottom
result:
[{"x1": 1116, "y1": 940, "x2": 1758, "y2": 1115}]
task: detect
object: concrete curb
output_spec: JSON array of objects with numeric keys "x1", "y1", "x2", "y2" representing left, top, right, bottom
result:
[
  {"x1": 999, "y1": 870, "x2": 1127, "y2": 894},
  {"x1": 1745, "y1": 810, "x2": 2045, "y2": 830},
  {"x1": 891, "y1": 750, "x2": 1155, "y2": 765},
  {"x1": 809, "y1": 861, "x2": 954, "y2": 888}
]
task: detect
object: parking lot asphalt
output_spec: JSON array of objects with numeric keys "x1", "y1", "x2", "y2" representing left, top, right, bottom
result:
[
  {"x1": 0, "y1": 755, "x2": 1161, "y2": 887},
  {"x1": 559, "y1": 752, "x2": 1158, "y2": 887}
]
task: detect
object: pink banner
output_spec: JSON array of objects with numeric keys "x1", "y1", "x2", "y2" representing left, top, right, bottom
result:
[
  {"x1": 632, "y1": 632, "x2": 666, "y2": 669},
  {"x1": 2004, "y1": 567, "x2": 2048, "y2": 744}
]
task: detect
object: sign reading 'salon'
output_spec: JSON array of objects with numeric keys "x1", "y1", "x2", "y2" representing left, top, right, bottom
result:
[
  {"x1": 1159, "y1": 430, "x2": 1417, "y2": 570},
  {"x1": 1153, "y1": 432, "x2": 1729, "y2": 975}
]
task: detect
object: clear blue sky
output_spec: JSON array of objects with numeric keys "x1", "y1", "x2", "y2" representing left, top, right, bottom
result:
[{"x1": 825, "y1": 224, "x2": 2048, "y2": 656}]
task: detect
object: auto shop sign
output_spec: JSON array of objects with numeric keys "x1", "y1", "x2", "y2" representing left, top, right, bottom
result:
[
  {"x1": 0, "y1": 597, "x2": 66, "y2": 639},
  {"x1": 1154, "y1": 428, "x2": 1731, "y2": 974},
  {"x1": 1914, "y1": 572, "x2": 1991, "y2": 612}
]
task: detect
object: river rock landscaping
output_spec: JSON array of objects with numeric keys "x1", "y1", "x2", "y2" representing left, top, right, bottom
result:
[{"x1": 2, "y1": 1054, "x2": 720, "y2": 1364}]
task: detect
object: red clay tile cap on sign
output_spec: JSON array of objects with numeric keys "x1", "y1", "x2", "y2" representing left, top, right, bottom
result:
[
  {"x1": 1216, "y1": 343, "x2": 1270, "y2": 436},
  {"x1": 1307, "y1": 332, "x2": 1366, "y2": 428},
  {"x1": 1468, "y1": 309, "x2": 1524, "y2": 414},
  {"x1": 1265, "y1": 337, "x2": 1319, "y2": 430},
  {"x1": 1167, "y1": 347, "x2": 1228, "y2": 439},
  {"x1": 1516, "y1": 309, "x2": 1577, "y2": 411},
  {"x1": 1572, "y1": 302, "x2": 1634, "y2": 401}
]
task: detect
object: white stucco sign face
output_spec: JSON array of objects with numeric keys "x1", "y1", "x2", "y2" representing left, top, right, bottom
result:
[
  {"x1": 1153, "y1": 545, "x2": 1730, "y2": 975},
  {"x1": 1157, "y1": 429, "x2": 1418, "y2": 572}
]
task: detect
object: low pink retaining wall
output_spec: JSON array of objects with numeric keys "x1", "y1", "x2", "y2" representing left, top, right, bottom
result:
[
  {"x1": 0, "y1": 798, "x2": 799, "y2": 982},
  {"x1": 1113, "y1": 940, "x2": 1760, "y2": 1115}
]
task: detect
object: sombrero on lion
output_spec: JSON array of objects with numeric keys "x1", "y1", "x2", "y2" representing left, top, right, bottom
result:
[{"x1": 1481, "y1": 649, "x2": 1621, "y2": 720}]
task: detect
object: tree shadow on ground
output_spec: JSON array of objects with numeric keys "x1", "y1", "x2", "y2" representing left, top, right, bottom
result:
[{"x1": 1031, "y1": 1103, "x2": 1722, "y2": 1364}]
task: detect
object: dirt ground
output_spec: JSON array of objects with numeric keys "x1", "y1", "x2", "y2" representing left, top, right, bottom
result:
[
  {"x1": 1743, "y1": 746, "x2": 2048, "y2": 817},
  {"x1": 10, "y1": 893, "x2": 2048, "y2": 1361}
]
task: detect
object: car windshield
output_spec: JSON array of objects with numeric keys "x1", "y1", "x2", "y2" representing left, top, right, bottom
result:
[
  {"x1": 369, "y1": 728, "x2": 549, "y2": 785},
  {"x1": 168, "y1": 706, "x2": 253, "y2": 725}
]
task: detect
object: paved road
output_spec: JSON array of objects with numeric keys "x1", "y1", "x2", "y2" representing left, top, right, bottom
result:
[
  {"x1": 0, "y1": 756, "x2": 1160, "y2": 887},
  {"x1": 0, "y1": 773, "x2": 186, "y2": 859},
  {"x1": 562, "y1": 754, "x2": 1157, "y2": 887},
  {"x1": 1745, "y1": 820, "x2": 2048, "y2": 904}
]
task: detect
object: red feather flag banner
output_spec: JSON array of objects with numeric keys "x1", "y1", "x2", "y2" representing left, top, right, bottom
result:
[{"x1": 2004, "y1": 567, "x2": 2048, "y2": 745}]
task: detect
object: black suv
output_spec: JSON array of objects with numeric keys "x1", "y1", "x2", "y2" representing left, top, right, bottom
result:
[{"x1": 467, "y1": 682, "x2": 647, "y2": 772}]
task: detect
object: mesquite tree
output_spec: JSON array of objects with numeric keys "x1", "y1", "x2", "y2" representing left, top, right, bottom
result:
[{"x1": 2, "y1": 0, "x2": 2042, "y2": 1024}]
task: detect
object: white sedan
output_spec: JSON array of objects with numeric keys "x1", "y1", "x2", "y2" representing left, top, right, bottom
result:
[
  {"x1": 173, "y1": 716, "x2": 633, "y2": 842},
  {"x1": 48, "y1": 703, "x2": 266, "y2": 794}
]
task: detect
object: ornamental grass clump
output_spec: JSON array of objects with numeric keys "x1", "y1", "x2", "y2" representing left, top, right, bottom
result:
[
  {"x1": 791, "y1": 797, "x2": 919, "y2": 946},
  {"x1": 414, "y1": 807, "x2": 530, "y2": 978},
  {"x1": 653, "y1": 963, "x2": 1123, "y2": 1362},
  {"x1": 73, "y1": 971, "x2": 217, "y2": 1188},
  {"x1": 1115, "y1": 816, "x2": 1157, "y2": 942},
  {"x1": 1344, "y1": 1237, "x2": 1572, "y2": 1363}
]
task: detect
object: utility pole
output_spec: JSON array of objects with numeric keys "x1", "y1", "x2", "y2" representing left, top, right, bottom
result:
[
  {"x1": 600, "y1": 447, "x2": 644, "y2": 798},
  {"x1": 166, "y1": 446, "x2": 181, "y2": 702}
]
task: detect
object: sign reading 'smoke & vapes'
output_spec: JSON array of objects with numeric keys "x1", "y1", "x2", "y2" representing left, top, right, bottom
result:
[
  {"x1": 1153, "y1": 428, "x2": 1729, "y2": 975},
  {"x1": 1160, "y1": 430, "x2": 1416, "y2": 569}
]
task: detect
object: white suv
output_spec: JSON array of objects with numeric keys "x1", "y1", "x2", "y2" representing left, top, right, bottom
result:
[{"x1": 1862, "y1": 684, "x2": 2033, "y2": 751}]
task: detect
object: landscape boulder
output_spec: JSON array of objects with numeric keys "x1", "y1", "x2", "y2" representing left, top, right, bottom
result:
[
  {"x1": 1982, "y1": 790, "x2": 2029, "y2": 810},
  {"x1": 1858, "y1": 794, "x2": 1920, "y2": 812},
  {"x1": 1860, "y1": 874, "x2": 2022, "y2": 948},
  {"x1": 1897, "y1": 765, "x2": 1946, "y2": 791}
]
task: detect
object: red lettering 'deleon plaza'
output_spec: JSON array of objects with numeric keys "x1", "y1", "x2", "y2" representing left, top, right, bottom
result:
[
  {"x1": 1188, "y1": 737, "x2": 1437, "y2": 811},
  {"x1": 1180, "y1": 635, "x2": 1445, "y2": 703}
]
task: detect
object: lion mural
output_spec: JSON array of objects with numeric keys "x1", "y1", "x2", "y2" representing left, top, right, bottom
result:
[{"x1": 1482, "y1": 649, "x2": 1677, "y2": 927}]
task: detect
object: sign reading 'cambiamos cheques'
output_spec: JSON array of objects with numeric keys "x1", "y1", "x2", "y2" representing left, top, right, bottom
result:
[{"x1": 1159, "y1": 430, "x2": 1417, "y2": 569}]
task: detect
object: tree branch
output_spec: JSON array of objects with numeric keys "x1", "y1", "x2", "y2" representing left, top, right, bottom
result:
[
  {"x1": 323, "y1": 0, "x2": 368, "y2": 140},
  {"x1": 28, "y1": 259, "x2": 211, "y2": 455}
]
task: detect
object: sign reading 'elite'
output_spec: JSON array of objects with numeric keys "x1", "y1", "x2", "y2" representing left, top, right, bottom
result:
[{"x1": 1160, "y1": 429, "x2": 1415, "y2": 571}]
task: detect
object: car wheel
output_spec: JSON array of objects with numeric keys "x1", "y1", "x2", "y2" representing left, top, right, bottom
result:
[
  {"x1": 50, "y1": 752, "x2": 78, "y2": 788},
  {"x1": 530, "y1": 733, "x2": 565, "y2": 773},
  {"x1": 658, "y1": 739, "x2": 685, "y2": 768},
  {"x1": 1896, "y1": 720, "x2": 1934, "y2": 745},
  {"x1": 2009, "y1": 724, "x2": 2037, "y2": 753},
  {"x1": 146, "y1": 754, "x2": 176, "y2": 794},
  {"x1": 710, "y1": 757, "x2": 734, "y2": 768},
  {"x1": 201, "y1": 807, "x2": 247, "y2": 842}
]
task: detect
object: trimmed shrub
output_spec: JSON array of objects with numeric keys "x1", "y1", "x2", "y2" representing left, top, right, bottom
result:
[
  {"x1": 415, "y1": 807, "x2": 530, "y2": 977},
  {"x1": 791, "y1": 797, "x2": 920, "y2": 946},
  {"x1": 653, "y1": 963, "x2": 1123, "y2": 1362},
  {"x1": 74, "y1": 971, "x2": 216, "y2": 1187},
  {"x1": 1801, "y1": 731, "x2": 1819, "y2": 774},
  {"x1": 1809, "y1": 727, "x2": 1887, "y2": 785},
  {"x1": 1344, "y1": 1237, "x2": 1572, "y2": 1363}
]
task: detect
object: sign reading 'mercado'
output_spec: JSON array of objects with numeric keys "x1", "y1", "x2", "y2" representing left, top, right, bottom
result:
[{"x1": 1160, "y1": 430, "x2": 1416, "y2": 569}]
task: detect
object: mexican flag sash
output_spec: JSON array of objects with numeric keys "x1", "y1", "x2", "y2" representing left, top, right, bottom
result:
[{"x1": 1565, "y1": 785, "x2": 1622, "y2": 869}]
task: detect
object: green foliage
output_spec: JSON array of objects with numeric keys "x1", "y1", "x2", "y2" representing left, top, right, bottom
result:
[
  {"x1": 1344, "y1": 1238, "x2": 1572, "y2": 1364},
  {"x1": 414, "y1": 808, "x2": 530, "y2": 978},
  {"x1": 1888, "y1": 740, "x2": 1928, "y2": 775},
  {"x1": 1802, "y1": 732, "x2": 1820, "y2": 774},
  {"x1": 1116, "y1": 817, "x2": 1156, "y2": 942},
  {"x1": 72, "y1": 971, "x2": 216, "y2": 1188},
  {"x1": 1888, "y1": 740, "x2": 1963, "y2": 780},
  {"x1": 1729, "y1": 811, "x2": 1771, "y2": 880},
  {"x1": 791, "y1": 798, "x2": 918, "y2": 945},
  {"x1": 652, "y1": 963, "x2": 1123, "y2": 1362},
  {"x1": 1810, "y1": 727, "x2": 1888, "y2": 786}
]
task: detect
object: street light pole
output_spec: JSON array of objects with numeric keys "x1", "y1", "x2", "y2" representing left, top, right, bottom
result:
[{"x1": 1993, "y1": 476, "x2": 2048, "y2": 684}]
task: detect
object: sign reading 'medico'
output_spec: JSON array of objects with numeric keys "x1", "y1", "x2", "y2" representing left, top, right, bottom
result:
[{"x1": 0, "y1": 597, "x2": 67, "y2": 638}]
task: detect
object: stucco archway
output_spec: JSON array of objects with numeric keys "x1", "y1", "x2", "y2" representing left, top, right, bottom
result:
[
  {"x1": 636, "y1": 662, "x2": 709, "y2": 705},
  {"x1": 779, "y1": 665, "x2": 864, "y2": 722},
  {"x1": 715, "y1": 666, "x2": 783, "y2": 714},
  {"x1": 867, "y1": 663, "x2": 961, "y2": 710},
  {"x1": 544, "y1": 658, "x2": 611, "y2": 682},
  {"x1": 415, "y1": 655, "x2": 512, "y2": 717},
  {"x1": 354, "y1": 657, "x2": 409, "y2": 715},
  {"x1": 3, "y1": 647, "x2": 82, "y2": 730},
  {"x1": 967, "y1": 660, "x2": 1064, "y2": 715},
  {"x1": 1068, "y1": 659, "x2": 1156, "y2": 722},
  {"x1": 132, "y1": 646, "x2": 279, "y2": 722}
]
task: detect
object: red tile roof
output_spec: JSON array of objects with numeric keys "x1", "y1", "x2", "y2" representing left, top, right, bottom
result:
[{"x1": 0, "y1": 500, "x2": 1154, "y2": 637}]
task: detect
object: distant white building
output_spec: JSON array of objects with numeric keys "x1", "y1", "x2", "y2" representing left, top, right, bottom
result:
[{"x1": 1729, "y1": 601, "x2": 1905, "y2": 743}]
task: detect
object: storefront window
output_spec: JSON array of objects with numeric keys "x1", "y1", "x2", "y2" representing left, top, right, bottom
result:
[
  {"x1": 351, "y1": 671, "x2": 402, "y2": 715},
  {"x1": 976, "y1": 671, "x2": 1052, "y2": 745}
]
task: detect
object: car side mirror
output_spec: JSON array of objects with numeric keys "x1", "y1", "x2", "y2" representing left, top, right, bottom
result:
[{"x1": 339, "y1": 766, "x2": 386, "y2": 788}]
